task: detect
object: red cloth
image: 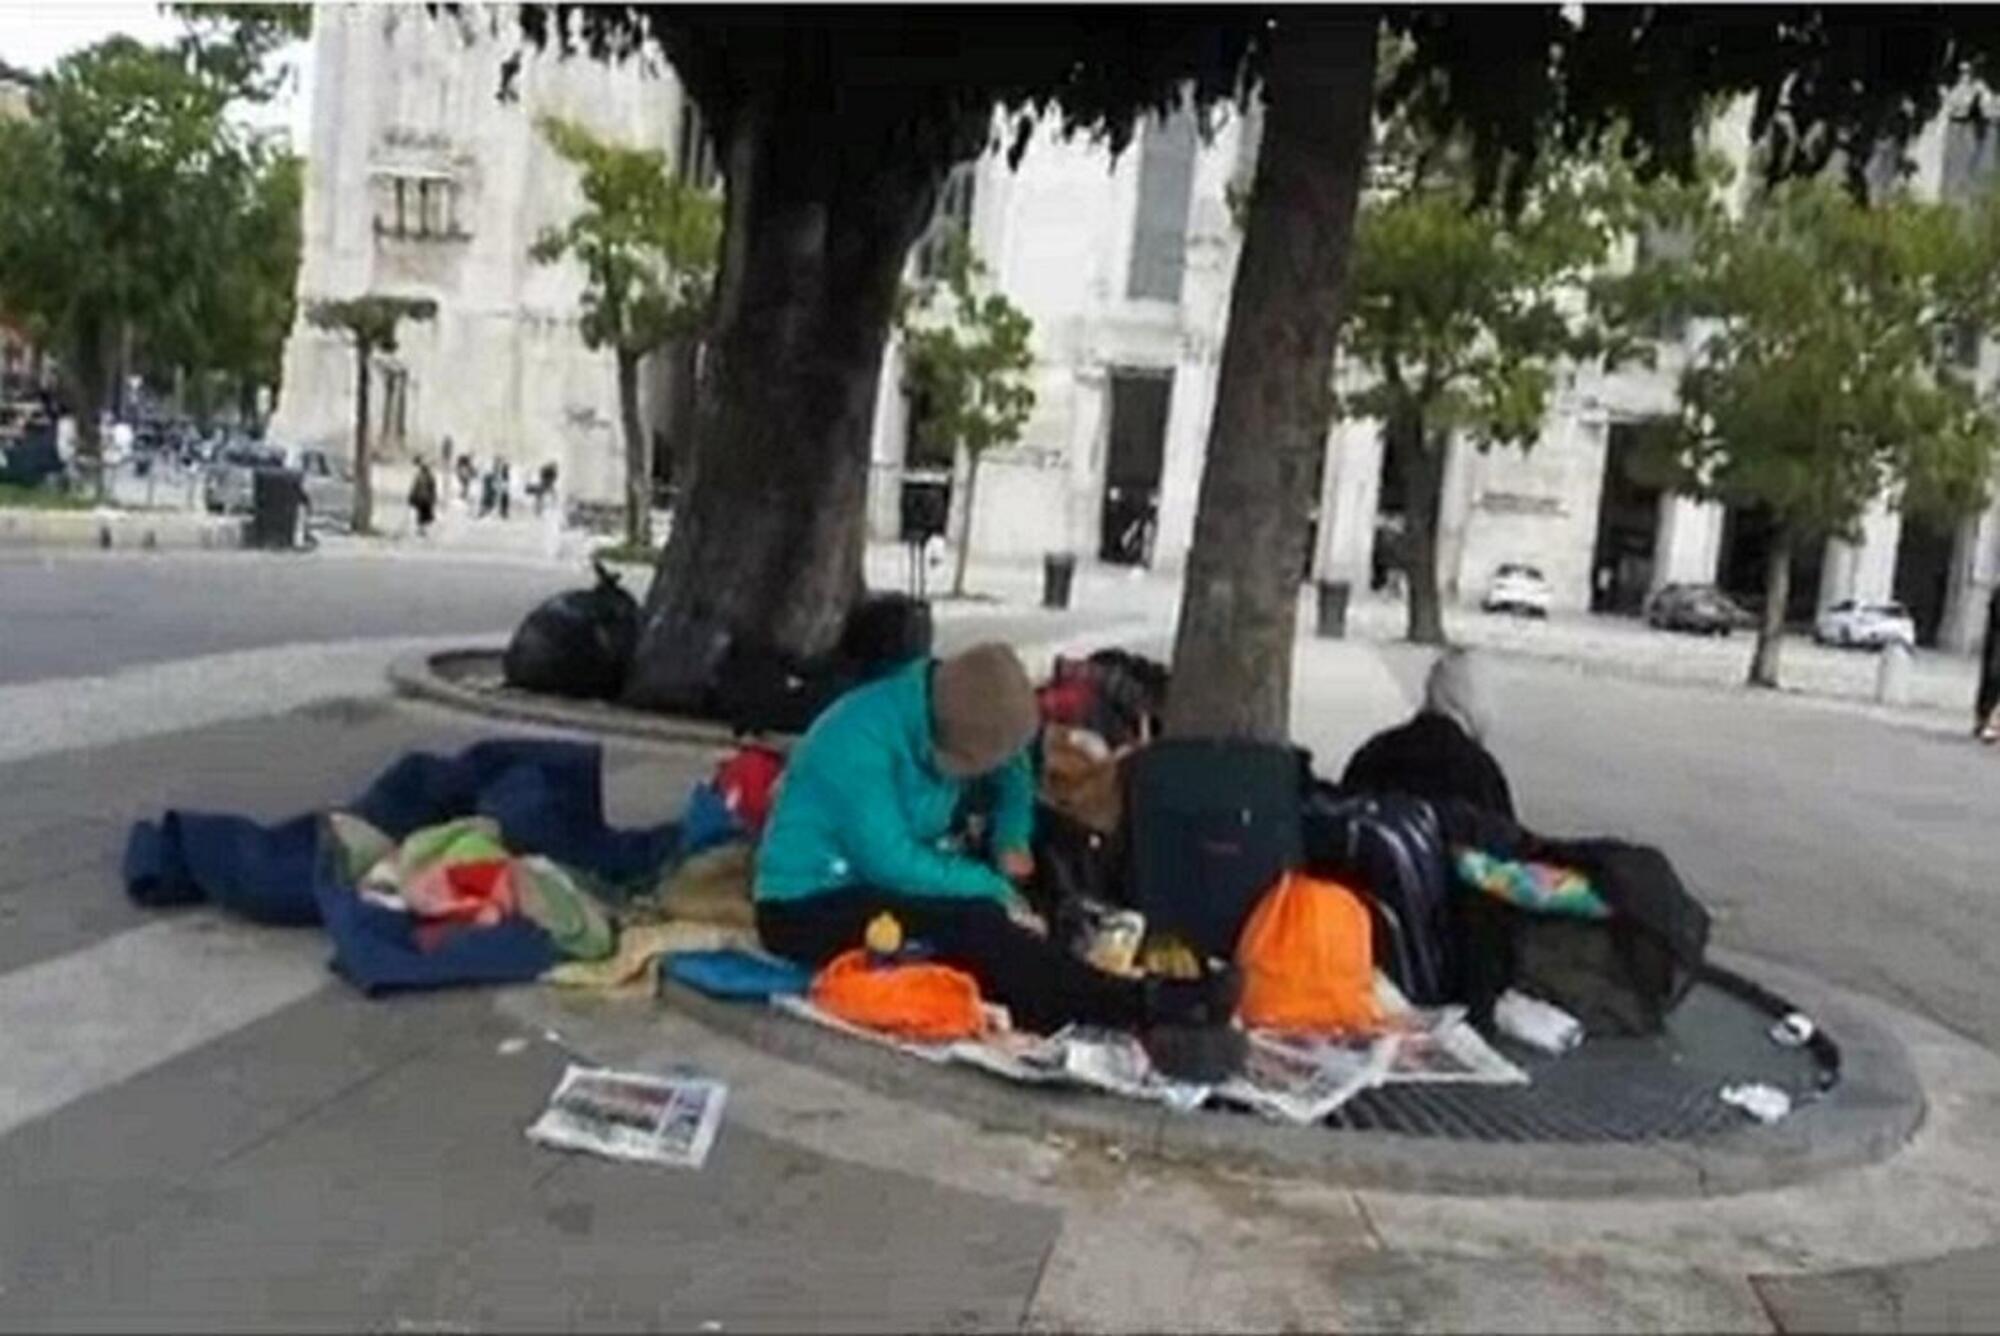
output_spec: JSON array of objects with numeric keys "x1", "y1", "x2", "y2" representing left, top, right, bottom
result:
[{"x1": 715, "y1": 745, "x2": 786, "y2": 836}]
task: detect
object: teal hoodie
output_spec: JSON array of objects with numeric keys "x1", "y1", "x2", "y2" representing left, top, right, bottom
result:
[{"x1": 754, "y1": 659, "x2": 1034, "y2": 904}]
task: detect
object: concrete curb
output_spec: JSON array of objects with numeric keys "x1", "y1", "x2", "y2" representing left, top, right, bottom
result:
[
  {"x1": 388, "y1": 648, "x2": 745, "y2": 750},
  {"x1": 0, "y1": 507, "x2": 248, "y2": 552},
  {"x1": 655, "y1": 946, "x2": 1924, "y2": 1201}
]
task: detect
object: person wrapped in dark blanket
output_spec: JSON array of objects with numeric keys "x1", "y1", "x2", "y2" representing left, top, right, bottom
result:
[
  {"x1": 1339, "y1": 647, "x2": 1515, "y2": 819},
  {"x1": 1312, "y1": 650, "x2": 1709, "y2": 1037}
]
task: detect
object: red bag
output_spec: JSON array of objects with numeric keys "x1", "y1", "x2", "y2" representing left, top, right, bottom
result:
[{"x1": 715, "y1": 744, "x2": 786, "y2": 837}]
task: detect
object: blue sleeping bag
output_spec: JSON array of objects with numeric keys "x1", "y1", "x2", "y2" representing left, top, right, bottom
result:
[{"x1": 124, "y1": 739, "x2": 679, "y2": 995}]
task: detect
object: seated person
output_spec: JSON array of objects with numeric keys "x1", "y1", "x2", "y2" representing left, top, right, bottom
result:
[
  {"x1": 755, "y1": 642, "x2": 1227, "y2": 1036},
  {"x1": 1340, "y1": 647, "x2": 1517, "y2": 820}
]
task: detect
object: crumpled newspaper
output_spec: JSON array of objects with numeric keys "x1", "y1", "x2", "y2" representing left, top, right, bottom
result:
[{"x1": 1720, "y1": 1081, "x2": 1792, "y2": 1125}]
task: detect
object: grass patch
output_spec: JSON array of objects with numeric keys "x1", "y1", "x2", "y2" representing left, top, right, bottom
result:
[{"x1": 0, "y1": 481, "x2": 91, "y2": 511}]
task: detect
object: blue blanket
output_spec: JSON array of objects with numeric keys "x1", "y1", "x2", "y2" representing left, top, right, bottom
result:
[{"x1": 124, "y1": 740, "x2": 678, "y2": 995}]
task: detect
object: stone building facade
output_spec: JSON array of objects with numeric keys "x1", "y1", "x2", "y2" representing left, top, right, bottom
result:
[
  {"x1": 269, "y1": 7, "x2": 696, "y2": 507},
  {"x1": 273, "y1": 14, "x2": 2000, "y2": 652}
]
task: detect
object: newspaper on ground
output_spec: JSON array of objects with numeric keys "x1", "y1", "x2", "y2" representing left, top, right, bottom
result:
[
  {"x1": 1217, "y1": 1029, "x2": 1399, "y2": 1125},
  {"x1": 1379, "y1": 1006, "x2": 1530, "y2": 1086},
  {"x1": 526, "y1": 1064, "x2": 729, "y2": 1169},
  {"x1": 1051, "y1": 1025, "x2": 1212, "y2": 1111}
]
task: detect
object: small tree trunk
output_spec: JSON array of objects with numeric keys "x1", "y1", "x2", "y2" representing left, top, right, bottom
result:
[
  {"x1": 617, "y1": 347, "x2": 652, "y2": 552},
  {"x1": 1164, "y1": 12, "x2": 1379, "y2": 740},
  {"x1": 69, "y1": 312, "x2": 108, "y2": 502},
  {"x1": 351, "y1": 342, "x2": 373, "y2": 534},
  {"x1": 951, "y1": 444, "x2": 979, "y2": 598},
  {"x1": 624, "y1": 101, "x2": 957, "y2": 711},
  {"x1": 1749, "y1": 526, "x2": 1792, "y2": 688},
  {"x1": 1391, "y1": 405, "x2": 1448, "y2": 646}
]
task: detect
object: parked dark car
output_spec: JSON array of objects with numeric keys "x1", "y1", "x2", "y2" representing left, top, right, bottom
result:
[{"x1": 1646, "y1": 583, "x2": 1754, "y2": 636}]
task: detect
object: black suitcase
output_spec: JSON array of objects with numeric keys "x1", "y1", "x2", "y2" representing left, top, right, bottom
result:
[
  {"x1": 1303, "y1": 787, "x2": 1456, "y2": 1004},
  {"x1": 1126, "y1": 740, "x2": 1306, "y2": 959}
]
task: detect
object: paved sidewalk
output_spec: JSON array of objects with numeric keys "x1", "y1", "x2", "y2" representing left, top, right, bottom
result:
[{"x1": 6, "y1": 691, "x2": 2000, "y2": 1331}]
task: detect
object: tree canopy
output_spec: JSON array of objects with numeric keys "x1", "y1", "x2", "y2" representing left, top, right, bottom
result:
[
  {"x1": 896, "y1": 229, "x2": 1037, "y2": 596},
  {"x1": 496, "y1": 4, "x2": 2000, "y2": 733},
  {"x1": 1631, "y1": 176, "x2": 2000, "y2": 685},
  {"x1": 531, "y1": 114, "x2": 721, "y2": 356}
]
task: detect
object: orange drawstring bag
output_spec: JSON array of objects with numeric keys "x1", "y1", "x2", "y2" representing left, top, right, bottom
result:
[
  {"x1": 1236, "y1": 872, "x2": 1382, "y2": 1033},
  {"x1": 811, "y1": 948, "x2": 987, "y2": 1041}
]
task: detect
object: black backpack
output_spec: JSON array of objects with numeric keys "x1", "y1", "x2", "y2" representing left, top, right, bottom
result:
[
  {"x1": 840, "y1": 593, "x2": 934, "y2": 683},
  {"x1": 501, "y1": 560, "x2": 640, "y2": 701},
  {"x1": 1303, "y1": 786, "x2": 1457, "y2": 1005},
  {"x1": 1522, "y1": 839, "x2": 1710, "y2": 1035},
  {"x1": 1126, "y1": 740, "x2": 1306, "y2": 959}
]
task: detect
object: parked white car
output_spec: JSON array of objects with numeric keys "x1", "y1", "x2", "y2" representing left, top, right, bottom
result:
[
  {"x1": 1482, "y1": 562, "x2": 1553, "y2": 618},
  {"x1": 1814, "y1": 599, "x2": 1916, "y2": 649}
]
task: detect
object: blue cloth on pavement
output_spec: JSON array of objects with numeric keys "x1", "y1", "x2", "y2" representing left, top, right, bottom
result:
[
  {"x1": 676, "y1": 781, "x2": 745, "y2": 861},
  {"x1": 123, "y1": 739, "x2": 680, "y2": 995},
  {"x1": 662, "y1": 949, "x2": 812, "y2": 1002}
]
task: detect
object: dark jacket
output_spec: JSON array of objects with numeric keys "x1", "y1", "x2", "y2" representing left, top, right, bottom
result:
[{"x1": 1339, "y1": 711, "x2": 1517, "y2": 821}]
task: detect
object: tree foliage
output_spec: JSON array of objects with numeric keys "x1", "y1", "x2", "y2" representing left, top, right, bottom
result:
[
  {"x1": 530, "y1": 114, "x2": 721, "y2": 550},
  {"x1": 530, "y1": 114, "x2": 721, "y2": 356},
  {"x1": 1335, "y1": 87, "x2": 1713, "y2": 643},
  {"x1": 895, "y1": 229, "x2": 1037, "y2": 596},
  {"x1": 499, "y1": 5, "x2": 2000, "y2": 731},
  {"x1": 0, "y1": 36, "x2": 253, "y2": 486},
  {"x1": 1631, "y1": 176, "x2": 2000, "y2": 684}
]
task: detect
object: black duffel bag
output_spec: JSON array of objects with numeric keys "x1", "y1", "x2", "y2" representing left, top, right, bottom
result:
[
  {"x1": 501, "y1": 560, "x2": 639, "y2": 701},
  {"x1": 1460, "y1": 837, "x2": 1710, "y2": 1036}
]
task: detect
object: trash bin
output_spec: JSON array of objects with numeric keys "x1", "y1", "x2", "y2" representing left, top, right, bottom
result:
[
  {"x1": 1315, "y1": 579, "x2": 1351, "y2": 639},
  {"x1": 250, "y1": 468, "x2": 303, "y2": 550},
  {"x1": 1043, "y1": 552, "x2": 1077, "y2": 610},
  {"x1": 1876, "y1": 637, "x2": 1913, "y2": 707}
]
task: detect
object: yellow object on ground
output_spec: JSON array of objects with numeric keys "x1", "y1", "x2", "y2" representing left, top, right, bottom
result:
[
  {"x1": 545, "y1": 921, "x2": 759, "y2": 996},
  {"x1": 635, "y1": 843, "x2": 757, "y2": 930},
  {"x1": 865, "y1": 913, "x2": 904, "y2": 956}
]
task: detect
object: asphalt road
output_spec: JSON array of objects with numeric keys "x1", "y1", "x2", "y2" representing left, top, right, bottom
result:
[{"x1": 0, "y1": 550, "x2": 1102, "y2": 687}]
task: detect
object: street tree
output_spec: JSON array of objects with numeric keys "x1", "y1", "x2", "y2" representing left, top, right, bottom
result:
[
  {"x1": 0, "y1": 37, "x2": 247, "y2": 495},
  {"x1": 531, "y1": 115, "x2": 721, "y2": 552},
  {"x1": 148, "y1": 144, "x2": 303, "y2": 432},
  {"x1": 305, "y1": 296, "x2": 439, "y2": 534},
  {"x1": 513, "y1": 6, "x2": 2000, "y2": 736},
  {"x1": 1630, "y1": 177, "x2": 2000, "y2": 688},
  {"x1": 1332, "y1": 94, "x2": 1711, "y2": 646},
  {"x1": 895, "y1": 230, "x2": 1036, "y2": 599}
]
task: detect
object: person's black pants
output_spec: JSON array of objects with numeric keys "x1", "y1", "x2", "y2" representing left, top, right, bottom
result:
[{"x1": 757, "y1": 889, "x2": 1144, "y2": 1035}]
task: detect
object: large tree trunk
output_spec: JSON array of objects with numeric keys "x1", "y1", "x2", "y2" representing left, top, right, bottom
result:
[
  {"x1": 1749, "y1": 526, "x2": 1792, "y2": 688},
  {"x1": 1164, "y1": 12, "x2": 1379, "y2": 740},
  {"x1": 623, "y1": 100, "x2": 951, "y2": 711},
  {"x1": 350, "y1": 343, "x2": 373, "y2": 534},
  {"x1": 616, "y1": 347, "x2": 651, "y2": 551},
  {"x1": 950, "y1": 444, "x2": 979, "y2": 598}
]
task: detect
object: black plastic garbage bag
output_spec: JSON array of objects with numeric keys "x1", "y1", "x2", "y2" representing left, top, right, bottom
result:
[{"x1": 503, "y1": 560, "x2": 640, "y2": 701}]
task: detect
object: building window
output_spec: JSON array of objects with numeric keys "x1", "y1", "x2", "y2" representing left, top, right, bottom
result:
[
  {"x1": 915, "y1": 163, "x2": 978, "y2": 280},
  {"x1": 676, "y1": 100, "x2": 720, "y2": 189},
  {"x1": 374, "y1": 173, "x2": 463, "y2": 241},
  {"x1": 1126, "y1": 107, "x2": 1198, "y2": 303}
]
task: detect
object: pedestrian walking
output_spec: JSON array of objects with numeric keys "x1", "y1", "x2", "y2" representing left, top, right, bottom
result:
[
  {"x1": 1977, "y1": 585, "x2": 2000, "y2": 743},
  {"x1": 455, "y1": 453, "x2": 476, "y2": 506},
  {"x1": 408, "y1": 459, "x2": 439, "y2": 539},
  {"x1": 497, "y1": 458, "x2": 512, "y2": 520}
]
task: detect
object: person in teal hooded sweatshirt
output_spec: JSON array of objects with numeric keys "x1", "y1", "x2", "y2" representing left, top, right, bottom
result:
[{"x1": 756, "y1": 642, "x2": 1221, "y2": 1035}]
